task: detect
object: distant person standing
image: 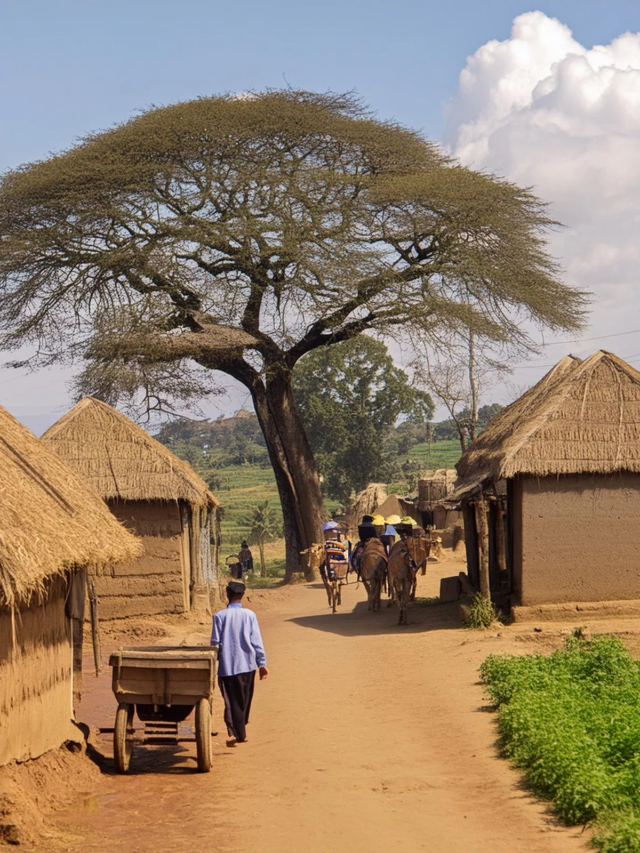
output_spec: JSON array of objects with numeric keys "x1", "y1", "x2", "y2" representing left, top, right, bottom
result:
[
  {"x1": 210, "y1": 581, "x2": 268, "y2": 747},
  {"x1": 238, "y1": 540, "x2": 254, "y2": 575}
]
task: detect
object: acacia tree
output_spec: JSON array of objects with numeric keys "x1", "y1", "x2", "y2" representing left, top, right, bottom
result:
[{"x1": 0, "y1": 91, "x2": 587, "y2": 578}]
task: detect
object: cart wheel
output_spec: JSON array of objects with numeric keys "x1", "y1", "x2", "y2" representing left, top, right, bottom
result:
[
  {"x1": 114, "y1": 702, "x2": 134, "y2": 774},
  {"x1": 195, "y1": 698, "x2": 212, "y2": 773}
]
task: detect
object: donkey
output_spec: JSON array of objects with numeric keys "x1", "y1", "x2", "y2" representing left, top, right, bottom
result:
[
  {"x1": 387, "y1": 539, "x2": 416, "y2": 625},
  {"x1": 359, "y1": 538, "x2": 387, "y2": 612}
]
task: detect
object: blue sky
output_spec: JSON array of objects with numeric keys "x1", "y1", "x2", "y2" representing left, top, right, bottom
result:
[
  {"x1": 2, "y1": 0, "x2": 638, "y2": 170},
  {"x1": 2, "y1": 1, "x2": 640, "y2": 431}
]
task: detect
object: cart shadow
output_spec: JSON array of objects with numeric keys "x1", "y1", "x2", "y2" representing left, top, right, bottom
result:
[
  {"x1": 101, "y1": 744, "x2": 201, "y2": 775},
  {"x1": 289, "y1": 600, "x2": 463, "y2": 636}
]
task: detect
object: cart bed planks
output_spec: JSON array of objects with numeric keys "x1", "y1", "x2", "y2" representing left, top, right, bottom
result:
[{"x1": 108, "y1": 645, "x2": 217, "y2": 773}]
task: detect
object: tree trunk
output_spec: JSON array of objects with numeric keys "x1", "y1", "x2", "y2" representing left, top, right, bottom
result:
[
  {"x1": 250, "y1": 369, "x2": 324, "y2": 581},
  {"x1": 474, "y1": 497, "x2": 490, "y2": 599},
  {"x1": 259, "y1": 538, "x2": 266, "y2": 578}
]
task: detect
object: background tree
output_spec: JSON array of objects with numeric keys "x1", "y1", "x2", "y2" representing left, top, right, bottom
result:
[
  {"x1": 244, "y1": 500, "x2": 282, "y2": 578},
  {"x1": 0, "y1": 90, "x2": 587, "y2": 578},
  {"x1": 293, "y1": 337, "x2": 433, "y2": 503},
  {"x1": 416, "y1": 324, "x2": 510, "y2": 451}
]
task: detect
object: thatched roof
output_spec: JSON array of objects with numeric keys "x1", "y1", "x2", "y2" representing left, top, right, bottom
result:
[
  {"x1": 375, "y1": 494, "x2": 418, "y2": 521},
  {"x1": 455, "y1": 351, "x2": 640, "y2": 495},
  {"x1": 0, "y1": 404, "x2": 140, "y2": 608},
  {"x1": 345, "y1": 483, "x2": 388, "y2": 533},
  {"x1": 42, "y1": 398, "x2": 218, "y2": 507}
]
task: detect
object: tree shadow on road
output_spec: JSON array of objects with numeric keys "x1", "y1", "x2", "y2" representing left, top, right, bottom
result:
[{"x1": 288, "y1": 600, "x2": 464, "y2": 636}]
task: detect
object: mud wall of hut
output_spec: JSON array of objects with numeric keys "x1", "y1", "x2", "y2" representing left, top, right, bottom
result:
[
  {"x1": 0, "y1": 577, "x2": 76, "y2": 765},
  {"x1": 96, "y1": 500, "x2": 187, "y2": 619},
  {"x1": 518, "y1": 473, "x2": 640, "y2": 605}
]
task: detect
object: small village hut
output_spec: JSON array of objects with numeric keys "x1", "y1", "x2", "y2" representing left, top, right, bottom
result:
[
  {"x1": 42, "y1": 398, "x2": 220, "y2": 619},
  {"x1": 451, "y1": 351, "x2": 640, "y2": 613},
  {"x1": 374, "y1": 493, "x2": 419, "y2": 524},
  {"x1": 344, "y1": 483, "x2": 388, "y2": 537},
  {"x1": 0, "y1": 405, "x2": 139, "y2": 765},
  {"x1": 417, "y1": 469, "x2": 460, "y2": 529}
]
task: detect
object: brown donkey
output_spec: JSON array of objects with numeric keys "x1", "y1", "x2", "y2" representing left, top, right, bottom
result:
[
  {"x1": 359, "y1": 538, "x2": 387, "y2": 612},
  {"x1": 387, "y1": 539, "x2": 415, "y2": 625}
]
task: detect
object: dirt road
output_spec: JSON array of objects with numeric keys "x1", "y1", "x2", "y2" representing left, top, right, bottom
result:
[{"x1": 50, "y1": 570, "x2": 587, "y2": 853}]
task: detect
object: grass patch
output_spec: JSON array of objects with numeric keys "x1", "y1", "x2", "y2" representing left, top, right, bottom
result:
[
  {"x1": 481, "y1": 634, "x2": 640, "y2": 851},
  {"x1": 408, "y1": 439, "x2": 461, "y2": 469},
  {"x1": 414, "y1": 596, "x2": 442, "y2": 607},
  {"x1": 465, "y1": 592, "x2": 502, "y2": 628}
]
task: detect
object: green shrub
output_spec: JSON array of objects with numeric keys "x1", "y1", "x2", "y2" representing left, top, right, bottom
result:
[
  {"x1": 481, "y1": 635, "x2": 640, "y2": 849},
  {"x1": 465, "y1": 592, "x2": 501, "y2": 628}
]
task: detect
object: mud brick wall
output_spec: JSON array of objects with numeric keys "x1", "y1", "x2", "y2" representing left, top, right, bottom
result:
[
  {"x1": 518, "y1": 472, "x2": 640, "y2": 605},
  {"x1": 95, "y1": 500, "x2": 187, "y2": 619},
  {"x1": 0, "y1": 577, "x2": 76, "y2": 765}
]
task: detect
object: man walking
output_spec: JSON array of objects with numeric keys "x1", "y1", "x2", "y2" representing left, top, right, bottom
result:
[{"x1": 210, "y1": 581, "x2": 268, "y2": 747}]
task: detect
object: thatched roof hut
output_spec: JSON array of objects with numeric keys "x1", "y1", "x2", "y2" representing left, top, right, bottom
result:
[
  {"x1": 452, "y1": 351, "x2": 640, "y2": 494},
  {"x1": 42, "y1": 397, "x2": 217, "y2": 507},
  {"x1": 0, "y1": 404, "x2": 139, "y2": 609},
  {"x1": 43, "y1": 398, "x2": 220, "y2": 618},
  {"x1": 453, "y1": 351, "x2": 640, "y2": 615},
  {"x1": 0, "y1": 403, "x2": 139, "y2": 766},
  {"x1": 344, "y1": 483, "x2": 388, "y2": 536}
]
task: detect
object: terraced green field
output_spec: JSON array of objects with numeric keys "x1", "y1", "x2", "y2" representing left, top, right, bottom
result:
[{"x1": 408, "y1": 439, "x2": 461, "y2": 469}]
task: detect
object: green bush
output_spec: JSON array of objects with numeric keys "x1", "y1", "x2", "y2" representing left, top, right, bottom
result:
[
  {"x1": 465, "y1": 592, "x2": 502, "y2": 628},
  {"x1": 481, "y1": 635, "x2": 640, "y2": 849}
]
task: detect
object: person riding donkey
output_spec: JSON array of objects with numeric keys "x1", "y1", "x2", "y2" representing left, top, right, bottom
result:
[
  {"x1": 320, "y1": 520, "x2": 350, "y2": 581},
  {"x1": 350, "y1": 515, "x2": 378, "y2": 580}
]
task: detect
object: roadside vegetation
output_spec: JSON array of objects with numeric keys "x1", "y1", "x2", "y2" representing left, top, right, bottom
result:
[{"x1": 481, "y1": 634, "x2": 640, "y2": 852}]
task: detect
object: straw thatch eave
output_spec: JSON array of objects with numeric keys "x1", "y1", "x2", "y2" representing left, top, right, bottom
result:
[
  {"x1": 455, "y1": 351, "x2": 640, "y2": 493},
  {"x1": 42, "y1": 398, "x2": 218, "y2": 508},
  {"x1": 0, "y1": 405, "x2": 141, "y2": 608},
  {"x1": 345, "y1": 483, "x2": 388, "y2": 532}
]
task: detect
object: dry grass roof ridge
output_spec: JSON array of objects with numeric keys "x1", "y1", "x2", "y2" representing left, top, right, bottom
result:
[
  {"x1": 42, "y1": 398, "x2": 218, "y2": 507},
  {"x1": 0, "y1": 404, "x2": 140, "y2": 608},
  {"x1": 455, "y1": 350, "x2": 640, "y2": 488}
]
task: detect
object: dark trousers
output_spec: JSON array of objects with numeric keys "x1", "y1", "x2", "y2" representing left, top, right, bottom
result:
[{"x1": 218, "y1": 670, "x2": 256, "y2": 741}]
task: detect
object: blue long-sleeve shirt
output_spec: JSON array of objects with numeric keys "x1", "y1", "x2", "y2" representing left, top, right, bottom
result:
[{"x1": 210, "y1": 602, "x2": 267, "y2": 677}]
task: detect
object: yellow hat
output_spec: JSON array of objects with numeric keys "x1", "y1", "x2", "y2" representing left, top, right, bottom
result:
[
  {"x1": 385, "y1": 514, "x2": 402, "y2": 525},
  {"x1": 372, "y1": 514, "x2": 385, "y2": 526},
  {"x1": 401, "y1": 515, "x2": 419, "y2": 527}
]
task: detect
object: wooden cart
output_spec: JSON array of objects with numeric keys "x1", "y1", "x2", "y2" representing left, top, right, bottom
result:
[{"x1": 108, "y1": 646, "x2": 217, "y2": 774}]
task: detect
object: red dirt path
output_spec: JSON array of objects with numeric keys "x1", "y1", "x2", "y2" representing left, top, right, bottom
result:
[{"x1": 41, "y1": 565, "x2": 589, "y2": 853}]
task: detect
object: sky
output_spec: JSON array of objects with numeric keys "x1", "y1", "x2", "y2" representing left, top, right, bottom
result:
[{"x1": 2, "y1": 0, "x2": 640, "y2": 432}]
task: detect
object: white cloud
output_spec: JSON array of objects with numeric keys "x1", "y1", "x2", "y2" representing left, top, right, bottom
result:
[{"x1": 444, "y1": 11, "x2": 640, "y2": 361}]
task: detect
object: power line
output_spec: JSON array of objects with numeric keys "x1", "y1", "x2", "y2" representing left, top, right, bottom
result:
[{"x1": 540, "y1": 328, "x2": 640, "y2": 347}]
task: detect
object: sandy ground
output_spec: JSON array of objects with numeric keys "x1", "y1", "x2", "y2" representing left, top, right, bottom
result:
[{"x1": 38, "y1": 559, "x2": 597, "y2": 853}]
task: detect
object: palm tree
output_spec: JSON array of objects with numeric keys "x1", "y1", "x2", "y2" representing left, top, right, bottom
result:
[{"x1": 244, "y1": 501, "x2": 282, "y2": 578}]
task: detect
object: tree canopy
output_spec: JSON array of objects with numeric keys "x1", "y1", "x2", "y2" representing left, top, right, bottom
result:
[
  {"x1": 0, "y1": 89, "x2": 588, "y2": 575},
  {"x1": 293, "y1": 337, "x2": 433, "y2": 502}
]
